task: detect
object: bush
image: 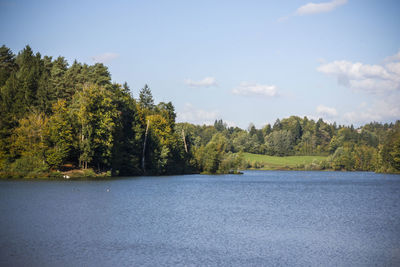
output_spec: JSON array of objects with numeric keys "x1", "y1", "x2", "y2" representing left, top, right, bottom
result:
[
  {"x1": 82, "y1": 168, "x2": 96, "y2": 177},
  {"x1": 217, "y1": 152, "x2": 243, "y2": 174},
  {"x1": 296, "y1": 163, "x2": 305, "y2": 169},
  {"x1": 9, "y1": 156, "x2": 49, "y2": 178},
  {"x1": 304, "y1": 161, "x2": 323, "y2": 171},
  {"x1": 49, "y1": 171, "x2": 64, "y2": 179}
]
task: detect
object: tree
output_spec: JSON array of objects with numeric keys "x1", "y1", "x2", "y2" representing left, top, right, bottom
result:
[
  {"x1": 0, "y1": 45, "x2": 17, "y2": 87},
  {"x1": 157, "y1": 102, "x2": 176, "y2": 127},
  {"x1": 265, "y1": 130, "x2": 294, "y2": 156},
  {"x1": 139, "y1": 84, "x2": 154, "y2": 110},
  {"x1": 88, "y1": 63, "x2": 111, "y2": 86},
  {"x1": 145, "y1": 114, "x2": 173, "y2": 173},
  {"x1": 329, "y1": 136, "x2": 342, "y2": 153},
  {"x1": 72, "y1": 84, "x2": 119, "y2": 170},
  {"x1": 45, "y1": 100, "x2": 76, "y2": 169},
  {"x1": 214, "y1": 119, "x2": 226, "y2": 132},
  {"x1": 194, "y1": 133, "x2": 230, "y2": 173},
  {"x1": 293, "y1": 120, "x2": 302, "y2": 142},
  {"x1": 331, "y1": 146, "x2": 354, "y2": 171},
  {"x1": 353, "y1": 145, "x2": 377, "y2": 171},
  {"x1": 273, "y1": 118, "x2": 282, "y2": 131},
  {"x1": 110, "y1": 83, "x2": 142, "y2": 176},
  {"x1": 262, "y1": 124, "x2": 272, "y2": 138},
  {"x1": 378, "y1": 122, "x2": 400, "y2": 172},
  {"x1": 296, "y1": 131, "x2": 316, "y2": 155},
  {"x1": 51, "y1": 56, "x2": 68, "y2": 99},
  {"x1": 1, "y1": 46, "x2": 203, "y2": 176},
  {"x1": 390, "y1": 136, "x2": 400, "y2": 171},
  {"x1": 9, "y1": 112, "x2": 50, "y2": 175},
  {"x1": 122, "y1": 81, "x2": 130, "y2": 94},
  {"x1": 232, "y1": 130, "x2": 260, "y2": 153},
  {"x1": 15, "y1": 45, "x2": 42, "y2": 111},
  {"x1": 248, "y1": 123, "x2": 257, "y2": 136},
  {"x1": 63, "y1": 60, "x2": 83, "y2": 99}
]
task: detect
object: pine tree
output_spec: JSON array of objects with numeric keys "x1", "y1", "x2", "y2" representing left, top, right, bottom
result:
[
  {"x1": 0, "y1": 45, "x2": 17, "y2": 87},
  {"x1": 139, "y1": 84, "x2": 154, "y2": 110},
  {"x1": 51, "y1": 56, "x2": 68, "y2": 99}
]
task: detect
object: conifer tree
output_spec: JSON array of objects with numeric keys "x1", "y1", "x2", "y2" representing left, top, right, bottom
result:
[{"x1": 139, "y1": 84, "x2": 154, "y2": 110}]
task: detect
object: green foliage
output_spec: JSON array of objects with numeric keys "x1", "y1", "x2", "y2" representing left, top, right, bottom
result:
[
  {"x1": 46, "y1": 100, "x2": 76, "y2": 168},
  {"x1": 331, "y1": 146, "x2": 354, "y2": 171},
  {"x1": 232, "y1": 131, "x2": 259, "y2": 153},
  {"x1": 0, "y1": 46, "x2": 195, "y2": 177},
  {"x1": 353, "y1": 145, "x2": 377, "y2": 171},
  {"x1": 139, "y1": 84, "x2": 154, "y2": 110},
  {"x1": 10, "y1": 112, "x2": 49, "y2": 160},
  {"x1": 9, "y1": 155, "x2": 49, "y2": 178},
  {"x1": 214, "y1": 119, "x2": 226, "y2": 132},
  {"x1": 82, "y1": 168, "x2": 96, "y2": 177},
  {"x1": 377, "y1": 122, "x2": 400, "y2": 173},
  {"x1": 72, "y1": 83, "x2": 120, "y2": 170},
  {"x1": 194, "y1": 133, "x2": 243, "y2": 174},
  {"x1": 0, "y1": 45, "x2": 17, "y2": 87},
  {"x1": 0, "y1": 45, "x2": 398, "y2": 177},
  {"x1": 218, "y1": 152, "x2": 244, "y2": 174},
  {"x1": 264, "y1": 130, "x2": 294, "y2": 156},
  {"x1": 110, "y1": 84, "x2": 142, "y2": 176},
  {"x1": 51, "y1": 56, "x2": 68, "y2": 99}
]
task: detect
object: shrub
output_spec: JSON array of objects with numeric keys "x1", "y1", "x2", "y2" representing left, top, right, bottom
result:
[
  {"x1": 83, "y1": 168, "x2": 96, "y2": 177},
  {"x1": 10, "y1": 156, "x2": 49, "y2": 178}
]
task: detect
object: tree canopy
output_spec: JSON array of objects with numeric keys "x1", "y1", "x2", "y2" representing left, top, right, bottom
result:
[{"x1": 0, "y1": 45, "x2": 399, "y2": 177}]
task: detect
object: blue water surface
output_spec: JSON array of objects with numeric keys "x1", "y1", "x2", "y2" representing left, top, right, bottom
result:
[{"x1": 1, "y1": 171, "x2": 399, "y2": 266}]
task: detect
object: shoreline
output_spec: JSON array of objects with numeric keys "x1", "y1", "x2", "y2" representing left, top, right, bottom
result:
[{"x1": 1, "y1": 168, "x2": 399, "y2": 180}]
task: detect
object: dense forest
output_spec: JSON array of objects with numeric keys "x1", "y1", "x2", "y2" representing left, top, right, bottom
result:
[
  {"x1": 0, "y1": 45, "x2": 399, "y2": 178},
  {"x1": 182, "y1": 118, "x2": 400, "y2": 173}
]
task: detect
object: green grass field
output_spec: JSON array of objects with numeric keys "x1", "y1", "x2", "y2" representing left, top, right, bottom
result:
[{"x1": 242, "y1": 152, "x2": 328, "y2": 170}]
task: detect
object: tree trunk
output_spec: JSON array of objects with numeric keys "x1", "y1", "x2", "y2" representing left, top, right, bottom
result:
[
  {"x1": 142, "y1": 120, "x2": 150, "y2": 173},
  {"x1": 80, "y1": 128, "x2": 84, "y2": 169},
  {"x1": 182, "y1": 129, "x2": 188, "y2": 153}
]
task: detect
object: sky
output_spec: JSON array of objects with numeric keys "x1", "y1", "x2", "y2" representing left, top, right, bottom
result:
[{"x1": 1, "y1": 0, "x2": 399, "y2": 129}]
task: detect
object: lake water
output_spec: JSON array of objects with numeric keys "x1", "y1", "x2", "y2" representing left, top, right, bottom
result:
[{"x1": 1, "y1": 171, "x2": 400, "y2": 266}]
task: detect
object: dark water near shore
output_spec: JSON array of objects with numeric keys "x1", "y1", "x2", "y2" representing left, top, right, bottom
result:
[{"x1": 1, "y1": 171, "x2": 400, "y2": 266}]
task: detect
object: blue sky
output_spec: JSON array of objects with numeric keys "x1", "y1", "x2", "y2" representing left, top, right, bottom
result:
[{"x1": 1, "y1": 0, "x2": 399, "y2": 128}]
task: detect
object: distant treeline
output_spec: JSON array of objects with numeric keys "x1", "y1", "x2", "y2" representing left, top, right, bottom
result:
[
  {"x1": 180, "y1": 118, "x2": 400, "y2": 173},
  {"x1": 0, "y1": 45, "x2": 399, "y2": 177}
]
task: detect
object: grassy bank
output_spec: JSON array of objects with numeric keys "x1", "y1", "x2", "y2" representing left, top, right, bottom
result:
[
  {"x1": 0, "y1": 168, "x2": 112, "y2": 180},
  {"x1": 242, "y1": 153, "x2": 328, "y2": 170}
]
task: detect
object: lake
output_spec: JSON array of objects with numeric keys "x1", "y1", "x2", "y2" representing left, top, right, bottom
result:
[{"x1": 1, "y1": 171, "x2": 400, "y2": 266}]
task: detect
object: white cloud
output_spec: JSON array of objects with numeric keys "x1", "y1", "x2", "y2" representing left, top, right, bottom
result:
[
  {"x1": 317, "y1": 51, "x2": 400, "y2": 94},
  {"x1": 184, "y1": 77, "x2": 217, "y2": 87},
  {"x1": 176, "y1": 103, "x2": 219, "y2": 125},
  {"x1": 277, "y1": 15, "x2": 290, "y2": 22},
  {"x1": 317, "y1": 51, "x2": 400, "y2": 125},
  {"x1": 279, "y1": 0, "x2": 347, "y2": 21},
  {"x1": 316, "y1": 105, "x2": 338, "y2": 117},
  {"x1": 343, "y1": 99, "x2": 400, "y2": 125},
  {"x1": 91, "y1": 53, "x2": 119, "y2": 63},
  {"x1": 232, "y1": 82, "x2": 278, "y2": 97},
  {"x1": 296, "y1": 0, "x2": 347, "y2": 15},
  {"x1": 384, "y1": 49, "x2": 400, "y2": 62}
]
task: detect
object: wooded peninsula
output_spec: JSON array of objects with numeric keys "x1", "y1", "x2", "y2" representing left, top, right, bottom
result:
[{"x1": 0, "y1": 45, "x2": 399, "y2": 178}]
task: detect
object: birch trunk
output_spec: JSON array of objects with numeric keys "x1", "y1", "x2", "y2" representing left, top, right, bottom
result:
[
  {"x1": 182, "y1": 129, "x2": 188, "y2": 153},
  {"x1": 142, "y1": 120, "x2": 150, "y2": 173}
]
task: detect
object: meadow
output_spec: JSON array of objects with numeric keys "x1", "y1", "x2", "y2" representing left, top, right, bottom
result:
[{"x1": 242, "y1": 152, "x2": 328, "y2": 170}]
